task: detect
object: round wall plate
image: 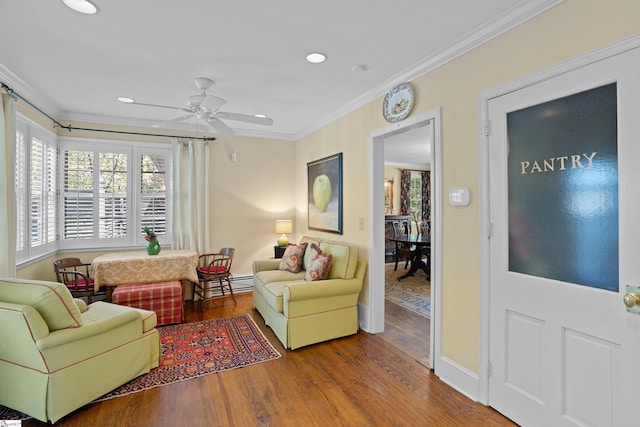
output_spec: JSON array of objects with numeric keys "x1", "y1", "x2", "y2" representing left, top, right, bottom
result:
[{"x1": 383, "y1": 83, "x2": 414, "y2": 123}]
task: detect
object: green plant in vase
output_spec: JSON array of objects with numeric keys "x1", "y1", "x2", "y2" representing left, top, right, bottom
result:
[{"x1": 143, "y1": 226, "x2": 161, "y2": 255}]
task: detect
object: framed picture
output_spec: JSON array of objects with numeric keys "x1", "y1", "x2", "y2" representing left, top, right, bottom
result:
[{"x1": 307, "y1": 153, "x2": 343, "y2": 234}]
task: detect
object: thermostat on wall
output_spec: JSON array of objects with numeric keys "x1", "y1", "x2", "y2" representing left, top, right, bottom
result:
[{"x1": 449, "y1": 188, "x2": 470, "y2": 206}]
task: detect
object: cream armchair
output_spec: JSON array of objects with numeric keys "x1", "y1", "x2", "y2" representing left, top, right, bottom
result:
[{"x1": 0, "y1": 278, "x2": 161, "y2": 423}]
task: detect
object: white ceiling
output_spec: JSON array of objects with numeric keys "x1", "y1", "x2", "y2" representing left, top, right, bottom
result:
[
  {"x1": 384, "y1": 122, "x2": 432, "y2": 170},
  {"x1": 0, "y1": 0, "x2": 559, "y2": 140}
]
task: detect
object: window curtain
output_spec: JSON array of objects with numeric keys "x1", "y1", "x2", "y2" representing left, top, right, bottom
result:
[
  {"x1": 172, "y1": 138, "x2": 210, "y2": 254},
  {"x1": 421, "y1": 171, "x2": 431, "y2": 223},
  {"x1": 421, "y1": 170, "x2": 431, "y2": 236},
  {"x1": 0, "y1": 93, "x2": 17, "y2": 277},
  {"x1": 399, "y1": 169, "x2": 411, "y2": 215}
]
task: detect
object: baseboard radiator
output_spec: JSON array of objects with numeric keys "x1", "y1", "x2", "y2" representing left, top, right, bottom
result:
[
  {"x1": 183, "y1": 275, "x2": 254, "y2": 301},
  {"x1": 202, "y1": 274, "x2": 254, "y2": 296}
]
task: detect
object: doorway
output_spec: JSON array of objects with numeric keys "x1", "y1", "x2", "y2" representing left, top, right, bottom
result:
[{"x1": 368, "y1": 109, "x2": 442, "y2": 370}]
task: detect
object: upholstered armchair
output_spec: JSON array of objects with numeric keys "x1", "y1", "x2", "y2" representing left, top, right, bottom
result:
[{"x1": 0, "y1": 278, "x2": 161, "y2": 423}]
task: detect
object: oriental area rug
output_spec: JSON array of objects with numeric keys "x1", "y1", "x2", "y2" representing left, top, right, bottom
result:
[
  {"x1": 0, "y1": 314, "x2": 281, "y2": 421},
  {"x1": 385, "y1": 263, "x2": 431, "y2": 318}
]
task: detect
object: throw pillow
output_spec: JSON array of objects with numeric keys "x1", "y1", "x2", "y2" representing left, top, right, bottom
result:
[
  {"x1": 278, "y1": 243, "x2": 308, "y2": 273},
  {"x1": 305, "y1": 253, "x2": 333, "y2": 281},
  {"x1": 305, "y1": 243, "x2": 322, "y2": 265}
]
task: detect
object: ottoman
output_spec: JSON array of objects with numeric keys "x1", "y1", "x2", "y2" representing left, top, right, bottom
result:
[{"x1": 112, "y1": 281, "x2": 183, "y2": 325}]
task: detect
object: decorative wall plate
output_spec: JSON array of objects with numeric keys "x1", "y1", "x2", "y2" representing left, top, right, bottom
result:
[{"x1": 383, "y1": 83, "x2": 414, "y2": 123}]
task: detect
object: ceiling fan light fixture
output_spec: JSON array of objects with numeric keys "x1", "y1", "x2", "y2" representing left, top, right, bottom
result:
[
  {"x1": 62, "y1": 0, "x2": 98, "y2": 14},
  {"x1": 117, "y1": 96, "x2": 135, "y2": 103},
  {"x1": 306, "y1": 52, "x2": 327, "y2": 64}
]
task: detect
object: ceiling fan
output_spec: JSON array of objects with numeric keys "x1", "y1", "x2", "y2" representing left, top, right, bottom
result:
[{"x1": 121, "y1": 77, "x2": 273, "y2": 136}]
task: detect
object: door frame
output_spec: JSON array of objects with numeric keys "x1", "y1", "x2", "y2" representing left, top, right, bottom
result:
[
  {"x1": 477, "y1": 33, "x2": 640, "y2": 405},
  {"x1": 367, "y1": 108, "x2": 442, "y2": 370}
]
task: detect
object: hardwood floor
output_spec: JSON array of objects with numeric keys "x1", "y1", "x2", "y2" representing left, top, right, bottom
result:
[{"x1": 22, "y1": 293, "x2": 516, "y2": 427}]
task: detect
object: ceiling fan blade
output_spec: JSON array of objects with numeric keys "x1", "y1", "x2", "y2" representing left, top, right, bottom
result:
[
  {"x1": 152, "y1": 114, "x2": 196, "y2": 128},
  {"x1": 206, "y1": 117, "x2": 235, "y2": 136},
  {"x1": 215, "y1": 112, "x2": 273, "y2": 126},
  {"x1": 130, "y1": 101, "x2": 192, "y2": 113}
]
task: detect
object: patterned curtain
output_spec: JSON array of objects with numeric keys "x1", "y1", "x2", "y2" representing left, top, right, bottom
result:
[
  {"x1": 421, "y1": 170, "x2": 431, "y2": 226},
  {"x1": 400, "y1": 169, "x2": 411, "y2": 215}
]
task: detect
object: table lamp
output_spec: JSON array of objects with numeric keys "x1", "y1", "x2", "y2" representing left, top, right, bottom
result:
[{"x1": 275, "y1": 220, "x2": 293, "y2": 247}]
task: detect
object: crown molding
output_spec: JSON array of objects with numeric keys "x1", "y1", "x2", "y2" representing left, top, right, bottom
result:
[
  {"x1": 294, "y1": 0, "x2": 565, "y2": 141},
  {"x1": 0, "y1": 63, "x2": 62, "y2": 118}
]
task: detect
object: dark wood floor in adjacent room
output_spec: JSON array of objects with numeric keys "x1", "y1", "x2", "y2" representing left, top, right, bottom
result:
[{"x1": 22, "y1": 293, "x2": 516, "y2": 427}]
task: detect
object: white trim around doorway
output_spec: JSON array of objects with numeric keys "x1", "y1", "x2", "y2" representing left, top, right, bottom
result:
[{"x1": 366, "y1": 108, "x2": 442, "y2": 372}]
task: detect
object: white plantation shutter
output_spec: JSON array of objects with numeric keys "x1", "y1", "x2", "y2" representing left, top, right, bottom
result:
[
  {"x1": 63, "y1": 148, "x2": 94, "y2": 239},
  {"x1": 98, "y1": 152, "x2": 128, "y2": 238},
  {"x1": 31, "y1": 130, "x2": 57, "y2": 252},
  {"x1": 14, "y1": 119, "x2": 173, "y2": 261},
  {"x1": 15, "y1": 115, "x2": 57, "y2": 262},
  {"x1": 59, "y1": 138, "x2": 172, "y2": 250},
  {"x1": 31, "y1": 137, "x2": 44, "y2": 246},
  {"x1": 45, "y1": 143, "x2": 57, "y2": 243},
  {"x1": 140, "y1": 151, "x2": 169, "y2": 240},
  {"x1": 15, "y1": 122, "x2": 27, "y2": 257}
]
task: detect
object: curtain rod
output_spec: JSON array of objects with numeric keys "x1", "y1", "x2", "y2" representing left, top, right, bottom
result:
[{"x1": 1, "y1": 82, "x2": 216, "y2": 142}]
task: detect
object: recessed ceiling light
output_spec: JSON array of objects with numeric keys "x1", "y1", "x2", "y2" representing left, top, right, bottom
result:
[
  {"x1": 117, "y1": 96, "x2": 134, "y2": 103},
  {"x1": 62, "y1": 0, "x2": 98, "y2": 14},
  {"x1": 254, "y1": 114, "x2": 267, "y2": 118},
  {"x1": 306, "y1": 52, "x2": 327, "y2": 64}
]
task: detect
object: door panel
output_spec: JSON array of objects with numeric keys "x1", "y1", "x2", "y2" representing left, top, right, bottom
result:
[{"x1": 488, "y1": 46, "x2": 640, "y2": 427}]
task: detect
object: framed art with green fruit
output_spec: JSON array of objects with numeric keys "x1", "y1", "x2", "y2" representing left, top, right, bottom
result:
[{"x1": 307, "y1": 152, "x2": 343, "y2": 234}]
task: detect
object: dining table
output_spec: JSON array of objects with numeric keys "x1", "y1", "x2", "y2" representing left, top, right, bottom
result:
[
  {"x1": 92, "y1": 249, "x2": 199, "y2": 300},
  {"x1": 387, "y1": 234, "x2": 431, "y2": 280}
]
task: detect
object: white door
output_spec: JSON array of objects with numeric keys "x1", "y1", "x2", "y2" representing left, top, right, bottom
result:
[{"x1": 488, "y1": 46, "x2": 640, "y2": 427}]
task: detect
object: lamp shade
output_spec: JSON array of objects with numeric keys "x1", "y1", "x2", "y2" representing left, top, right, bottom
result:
[
  {"x1": 275, "y1": 220, "x2": 293, "y2": 234},
  {"x1": 275, "y1": 220, "x2": 293, "y2": 247}
]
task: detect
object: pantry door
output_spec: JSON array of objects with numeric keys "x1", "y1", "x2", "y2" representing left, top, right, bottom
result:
[{"x1": 487, "y1": 45, "x2": 640, "y2": 427}]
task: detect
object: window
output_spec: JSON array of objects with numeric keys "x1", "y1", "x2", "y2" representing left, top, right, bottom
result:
[
  {"x1": 15, "y1": 117, "x2": 57, "y2": 262},
  {"x1": 409, "y1": 171, "x2": 422, "y2": 221},
  {"x1": 140, "y1": 152, "x2": 168, "y2": 236},
  {"x1": 14, "y1": 115, "x2": 173, "y2": 264},
  {"x1": 59, "y1": 138, "x2": 172, "y2": 250}
]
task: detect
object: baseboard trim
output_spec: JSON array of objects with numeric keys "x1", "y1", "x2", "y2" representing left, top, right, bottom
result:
[{"x1": 435, "y1": 356, "x2": 480, "y2": 402}]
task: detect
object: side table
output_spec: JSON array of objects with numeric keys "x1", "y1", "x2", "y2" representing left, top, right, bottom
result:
[{"x1": 274, "y1": 245, "x2": 286, "y2": 259}]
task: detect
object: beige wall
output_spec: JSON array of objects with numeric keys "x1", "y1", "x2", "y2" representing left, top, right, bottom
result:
[
  {"x1": 14, "y1": 0, "x2": 640, "y2": 375},
  {"x1": 209, "y1": 134, "x2": 295, "y2": 275},
  {"x1": 295, "y1": 0, "x2": 640, "y2": 372}
]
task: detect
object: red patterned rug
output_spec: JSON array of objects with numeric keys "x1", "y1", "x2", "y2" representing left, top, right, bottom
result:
[{"x1": 0, "y1": 314, "x2": 281, "y2": 421}]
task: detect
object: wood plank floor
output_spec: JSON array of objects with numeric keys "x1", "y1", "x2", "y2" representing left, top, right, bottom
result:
[{"x1": 22, "y1": 293, "x2": 516, "y2": 427}]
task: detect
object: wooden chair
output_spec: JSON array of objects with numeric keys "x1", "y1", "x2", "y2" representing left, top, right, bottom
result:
[
  {"x1": 417, "y1": 220, "x2": 430, "y2": 238},
  {"x1": 392, "y1": 220, "x2": 412, "y2": 271},
  {"x1": 194, "y1": 248, "x2": 236, "y2": 310},
  {"x1": 53, "y1": 257, "x2": 105, "y2": 304},
  {"x1": 416, "y1": 220, "x2": 432, "y2": 276}
]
